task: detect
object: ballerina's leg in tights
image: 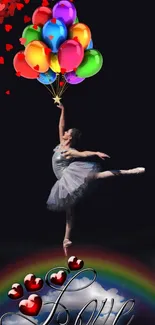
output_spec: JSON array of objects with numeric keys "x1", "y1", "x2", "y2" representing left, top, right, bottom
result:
[{"x1": 63, "y1": 207, "x2": 74, "y2": 256}]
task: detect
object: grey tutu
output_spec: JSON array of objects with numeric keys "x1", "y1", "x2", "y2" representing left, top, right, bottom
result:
[{"x1": 46, "y1": 145, "x2": 101, "y2": 211}]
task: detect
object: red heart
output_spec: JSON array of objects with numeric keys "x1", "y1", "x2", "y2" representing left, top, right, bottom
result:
[
  {"x1": 16, "y1": 71, "x2": 21, "y2": 77},
  {"x1": 19, "y1": 37, "x2": 27, "y2": 45},
  {"x1": 16, "y1": 3, "x2": 24, "y2": 10},
  {"x1": 33, "y1": 24, "x2": 38, "y2": 30},
  {"x1": 51, "y1": 18, "x2": 56, "y2": 24},
  {"x1": 59, "y1": 81, "x2": 65, "y2": 87},
  {"x1": 0, "y1": 3, "x2": 5, "y2": 11},
  {"x1": 17, "y1": 52, "x2": 25, "y2": 60},
  {"x1": 0, "y1": 56, "x2": 4, "y2": 64},
  {"x1": 24, "y1": 15, "x2": 31, "y2": 23},
  {"x1": 24, "y1": 0, "x2": 30, "y2": 3},
  {"x1": 68, "y1": 256, "x2": 84, "y2": 270},
  {"x1": 61, "y1": 68, "x2": 66, "y2": 74},
  {"x1": 24, "y1": 274, "x2": 44, "y2": 292},
  {"x1": 44, "y1": 48, "x2": 52, "y2": 55},
  {"x1": 2, "y1": 0, "x2": 11, "y2": 4},
  {"x1": 19, "y1": 294, "x2": 42, "y2": 316},
  {"x1": 33, "y1": 64, "x2": 39, "y2": 71},
  {"x1": 5, "y1": 90, "x2": 10, "y2": 95},
  {"x1": 49, "y1": 35, "x2": 54, "y2": 40},
  {"x1": 5, "y1": 24, "x2": 12, "y2": 32},
  {"x1": 8, "y1": 283, "x2": 23, "y2": 299},
  {"x1": 6, "y1": 43, "x2": 13, "y2": 51},
  {"x1": 73, "y1": 36, "x2": 79, "y2": 43},
  {"x1": 50, "y1": 271, "x2": 67, "y2": 285},
  {"x1": 42, "y1": 0, "x2": 49, "y2": 6},
  {"x1": 8, "y1": 2, "x2": 16, "y2": 16}
]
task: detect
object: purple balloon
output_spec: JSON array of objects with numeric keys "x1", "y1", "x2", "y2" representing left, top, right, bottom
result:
[
  {"x1": 52, "y1": 0, "x2": 77, "y2": 26},
  {"x1": 64, "y1": 71, "x2": 85, "y2": 84}
]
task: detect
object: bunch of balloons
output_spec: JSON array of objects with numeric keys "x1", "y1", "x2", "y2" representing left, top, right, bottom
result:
[{"x1": 13, "y1": 0, "x2": 103, "y2": 97}]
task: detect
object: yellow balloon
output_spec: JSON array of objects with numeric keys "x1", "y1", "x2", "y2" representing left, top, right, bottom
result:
[
  {"x1": 49, "y1": 53, "x2": 61, "y2": 73},
  {"x1": 24, "y1": 41, "x2": 50, "y2": 73},
  {"x1": 69, "y1": 23, "x2": 91, "y2": 49}
]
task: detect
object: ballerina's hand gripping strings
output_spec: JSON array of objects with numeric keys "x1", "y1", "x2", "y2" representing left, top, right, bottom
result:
[{"x1": 46, "y1": 103, "x2": 145, "y2": 257}]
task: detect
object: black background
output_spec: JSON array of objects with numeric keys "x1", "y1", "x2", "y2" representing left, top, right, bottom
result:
[{"x1": 0, "y1": 1, "x2": 154, "y2": 323}]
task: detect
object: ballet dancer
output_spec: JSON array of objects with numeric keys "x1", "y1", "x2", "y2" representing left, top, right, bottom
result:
[{"x1": 46, "y1": 103, "x2": 145, "y2": 256}]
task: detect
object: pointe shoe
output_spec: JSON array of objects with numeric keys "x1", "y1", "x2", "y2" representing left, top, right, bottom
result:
[
  {"x1": 63, "y1": 239, "x2": 72, "y2": 257},
  {"x1": 129, "y1": 167, "x2": 145, "y2": 174}
]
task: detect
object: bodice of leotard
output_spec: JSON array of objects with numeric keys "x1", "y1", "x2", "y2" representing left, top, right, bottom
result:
[{"x1": 52, "y1": 145, "x2": 73, "y2": 179}]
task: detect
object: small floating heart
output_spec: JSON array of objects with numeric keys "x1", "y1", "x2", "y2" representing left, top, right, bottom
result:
[
  {"x1": 24, "y1": 274, "x2": 43, "y2": 291},
  {"x1": 50, "y1": 270, "x2": 67, "y2": 285},
  {"x1": 8, "y1": 283, "x2": 23, "y2": 299},
  {"x1": 68, "y1": 256, "x2": 84, "y2": 270},
  {"x1": 19, "y1": 294, "x2": 42, "y2": 316}
]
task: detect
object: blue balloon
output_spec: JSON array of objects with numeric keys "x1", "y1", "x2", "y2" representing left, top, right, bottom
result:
[
  {"x1": 86, "y1": 39, "x2": 93, "y2": 50},
  {"x1": 42, "y1": 18, "x2": 67, "y2": 53},
  {"x1": 37, "y1": 69, "x2": 57, "y2": 85}
]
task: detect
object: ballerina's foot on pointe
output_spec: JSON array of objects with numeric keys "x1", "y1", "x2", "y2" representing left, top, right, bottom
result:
[
  {"x1": 63, "y1": 238, "x2": 72, "y2": 257},
  {"x1": 127, "y1": 167, "x2": 145, "y2": 175}
]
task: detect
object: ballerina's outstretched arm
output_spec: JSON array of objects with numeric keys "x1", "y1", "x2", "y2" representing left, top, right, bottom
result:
[
  {"x1": 57, "y1": 103, "x2": 65, "y2": 143},
  {"x1": 62, "y1": 149, "x2": 110, "y2": 160}
]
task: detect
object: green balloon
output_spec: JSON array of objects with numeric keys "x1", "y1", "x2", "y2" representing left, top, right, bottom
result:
[
  {"x1": 74, "y1": 16, "x2": 79, "y2": 23},
  {"x1": 22, "y1": 25, "x2": 42, "y2": 47},
  {"x1": 76, "y1": 49, "x2": 103, "y2": 78}
]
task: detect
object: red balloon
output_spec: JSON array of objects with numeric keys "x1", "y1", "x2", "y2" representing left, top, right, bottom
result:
[
  {"x1": 58, "y1": 40, "x2": 84, "y2": 73},
  {"x1": 32, "y1": 6, "x2": 53, "y2": 27},
  {"x1": 13, "y1": 51, "x2": 39, "y2": 79}
]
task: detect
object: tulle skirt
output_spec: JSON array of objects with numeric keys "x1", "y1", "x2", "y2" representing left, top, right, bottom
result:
[{"x1": 46, "y1": 160, "x2": 101, "y2": 211}]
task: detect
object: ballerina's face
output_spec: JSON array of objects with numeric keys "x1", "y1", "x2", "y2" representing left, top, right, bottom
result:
[{"x1": 62, "y1": 129, "x2": 72, "y2": 141}]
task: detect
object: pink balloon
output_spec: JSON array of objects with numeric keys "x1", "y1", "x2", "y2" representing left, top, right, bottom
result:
[
  {"x1": 32, "y1": 6, "x2": 53, "y2": 27},
  {"x1": 58, "y1": 40, "x2": 84, "y2": 73}
]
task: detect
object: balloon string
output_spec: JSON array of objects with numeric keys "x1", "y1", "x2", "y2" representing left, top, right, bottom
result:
[
  {"x1": 43, "y1": 84, "x2": 55, "y2": 97},
  {"x1": 56, "y1": 73, "x2": 60, "y2": 95},
  {"x1": 50, "y1": 83, "x2": 56, "y2": 97},
  {"x1": 62, "y1": 84, "x2": 69, "y2": 96}
]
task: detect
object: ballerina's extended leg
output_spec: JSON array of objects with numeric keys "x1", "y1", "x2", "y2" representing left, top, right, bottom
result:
[
  {"x1": 96, "y1": 167, "x2": 145, "y2": 179},
  {"x1": 63, "y1": 207, "x2": 74, "y2": 256}
]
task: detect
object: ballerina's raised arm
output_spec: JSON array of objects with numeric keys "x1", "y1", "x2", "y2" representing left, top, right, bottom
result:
[{"x1": 57, "y1": 103, "x2": 65, "y2": 143}]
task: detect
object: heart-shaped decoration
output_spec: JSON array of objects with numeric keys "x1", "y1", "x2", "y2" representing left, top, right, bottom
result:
[
  {"x1": 44, "y1": 48, "x2": 52, "y2": 55},
  {"x1": 8, "y1": 283, "x2": 23, "y2": 299},
  {"x1": 19, "y1": 37, "x2": 27, "y2": 45},
  {"x1": 16, "y1": 3, "x2": 24, "y2": 10},
  {"x1": 50, "y1": 270, "x2": 67, "y2": 285},
  {"x1": 19, "y1": 294, "x2": 42, "y2": 316},
  {"x1": 24, "y1": 274, "x2": 43, "y2": 291},
  {"x1": 24, "y1": 15, "x2": 31, "y2": 23},
  {"x1": 68, "y1": 256, "x2": 84, "y2": 270},
  {"x1": 33, "y1": 64, "x2": 39, "y2": 71},
  {"x1": 0, "y1": 56, "x2": 4, "y2": 64},
  {"x1": 5, "y1": 24, "x2": 12, "y2": 32},
  {"x1": 6, "y1": 43, "x2": 13, "y2": 51},
  {"x1": 42, "y1": 0, "x2": 49, "y2": 7},
  {"x1": 0, "y1": 3, "x2": 5, "y2": 11},
  {"x1": 16, "y1": 71, "x2": 21, "y2": 77},
  {"x1": 5, "y1": 90, "x2": 10, "y2": 95}
]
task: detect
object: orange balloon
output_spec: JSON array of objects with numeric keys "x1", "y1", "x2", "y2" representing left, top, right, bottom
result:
[
  {"x1": 24, "y1": 41, "x2": 50, "y2": 73},
  {"x1": 69, "y1": 23, "x2": 91, "y2": 49}
]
